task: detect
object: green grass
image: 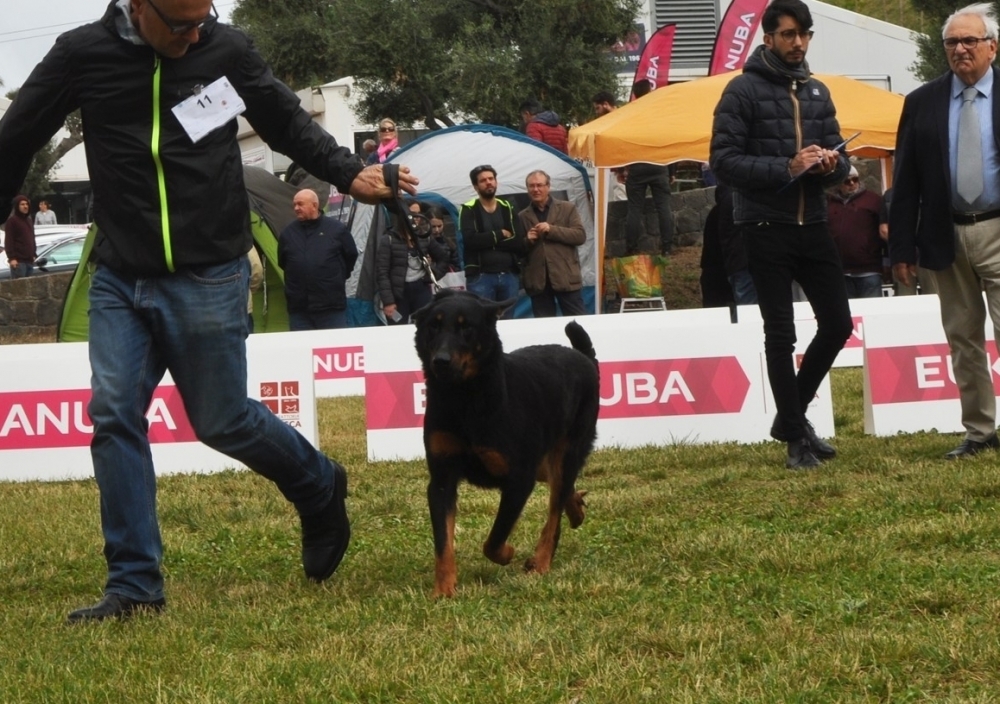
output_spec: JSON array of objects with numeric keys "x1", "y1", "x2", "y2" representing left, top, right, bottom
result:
[{"x1": 3, "y1": 368, "x2": 1000, "y2": 702}]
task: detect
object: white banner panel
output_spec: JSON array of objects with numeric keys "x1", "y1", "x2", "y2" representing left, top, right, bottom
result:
[
  {"x1": 862, "y1": 308, "x2": 997, "y2": 436},
  {"x1": 736, "y1": 294, "x2": 940, "y2": 368},
  {"x1": 364, "y1": 314, "x2": 834, "y2": 462},
  {"x1": 0, "y1": 335, "x2": 315, "y2": 482}
]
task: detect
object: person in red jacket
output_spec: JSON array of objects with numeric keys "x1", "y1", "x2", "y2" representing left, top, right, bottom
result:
[
  {"x1": 519, "y1": 100, "x2": 568, "y2": 154},
  {"x1": 827, "y1": 166, "x2": 887, "y2": 298},
  {"x1": 3, "y1": 195, "x2": 36, "y2": 278}
]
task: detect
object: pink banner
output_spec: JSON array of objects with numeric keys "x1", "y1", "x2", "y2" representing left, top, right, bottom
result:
[
  {"x1": 868, "y1": 342, "x2": 1000, "y2": 405},
  {"x1": 313, "y1": 346, "x2": 365, "y2": 380},
  {"x1": 709, "y1": 0, "x2": 771, "y2": 75},
  {"x1": 632, "y1": 23, "x2": 676, "y2": 94}
]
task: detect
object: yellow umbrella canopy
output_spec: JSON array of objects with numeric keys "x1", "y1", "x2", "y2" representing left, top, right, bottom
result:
[{"x1": 568, "y1": 70, "x2": 904, "y2": 168}]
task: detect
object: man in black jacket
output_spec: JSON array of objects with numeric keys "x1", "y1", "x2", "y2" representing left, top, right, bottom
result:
[
  {"x1": 279, "y1": 189, "x2": 358, "y2": 330},
  {"x1": 459, "y1": 165, "x2": 526, "y2": 318},
  {"x1": 0, "y1": 0, "x2": 418, "y2": 622},
  {"x1": 710, "y1": 0, "x2": 852, "y2": 469}
]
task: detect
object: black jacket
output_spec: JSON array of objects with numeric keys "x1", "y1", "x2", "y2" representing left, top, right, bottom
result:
[
  {"x1": 375, "y1": 229, "x2": 449, "y2": 307},
  {"x1": 0, "y1": 0, "x2": 362, "y2": 277},
  {"x1": 459, "y1": 197, "x2": 526, "y2": 278},
  {"x1": 709, "y1": 46, "x2": 848, "y2": 225},
  {"x1": 279, "y1": 215, "x2": 358, "y2": 312},
  {"x1": 889, "y1": 68, "x2": 1000, "y2": 271}
]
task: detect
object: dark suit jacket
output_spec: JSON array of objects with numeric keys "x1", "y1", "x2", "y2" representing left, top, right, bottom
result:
[{"x1": 889, "y1": 67, "x2": 1000, "y2": 271}]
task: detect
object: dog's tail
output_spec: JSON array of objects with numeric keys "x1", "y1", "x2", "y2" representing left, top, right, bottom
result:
[{"x1": 565, "y1": 321, "x2": 598, "y2": 371}]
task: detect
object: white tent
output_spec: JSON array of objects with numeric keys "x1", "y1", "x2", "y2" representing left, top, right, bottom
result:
[{"x1": 374, "y1": 124, "x2": 597, "y2": 316}]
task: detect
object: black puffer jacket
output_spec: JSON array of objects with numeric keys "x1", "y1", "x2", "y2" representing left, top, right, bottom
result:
[
  {"x1": 0, "y1": 0, "x2": 362, "y2": 277},
  {"x1": 375, "y1": 229, "x2": 450, "y2": 307},
  {"x1": 709, "y1": 46, "x2": 848, "y2": 226}
]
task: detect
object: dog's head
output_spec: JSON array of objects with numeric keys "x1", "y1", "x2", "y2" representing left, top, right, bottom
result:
[{"x1": 412, "y1": 290, "x2": 514, "y2": 383}]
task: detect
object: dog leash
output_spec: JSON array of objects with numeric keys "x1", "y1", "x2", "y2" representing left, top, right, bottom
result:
[{"x1": 382, "y1": 162, "x2": 443, "y2": 291}]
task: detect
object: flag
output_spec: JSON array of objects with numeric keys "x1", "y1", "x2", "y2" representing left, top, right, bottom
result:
[
  {"x1": 708, "y1": 0, "x2": 771, "y2": 75},
  {"x1": 631, "y1": 24, "x2": 676, "y2": 96}
]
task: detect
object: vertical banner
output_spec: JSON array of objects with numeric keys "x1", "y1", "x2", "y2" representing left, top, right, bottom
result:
[
  {"x1": 632, "y1": 23, "x2": 676, "y2": 93},
  {"x1": 709, "y1": 0, "x2": 771, "y2": 75}
]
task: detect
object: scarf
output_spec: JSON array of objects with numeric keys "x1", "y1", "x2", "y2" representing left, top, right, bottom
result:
[{"x1": 376, "y1": 138, "x2": 398, "y2": 163}]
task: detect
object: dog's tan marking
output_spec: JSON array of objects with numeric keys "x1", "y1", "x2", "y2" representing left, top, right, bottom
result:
[
  {"x1": 483, "y1": 540, "x2": 514, "y2": 565},
  {"x1": 453, "y1": 351, "x2": 478, "y2": 380},
  {"x1": 527, "y1": 440, "x2": 569, "y2": 574},
  {"x1": 566, "y1": 490, "x2": 588, "y2": 529},
  {"x1": 427, "y1": 431, "x2": 464, "y2": 457},
  {"x1": 433, "y1": 510, "x2": 457, "y2": 598},
  {"x1": 472, "y1": 446, "x2": 509, "y2": 477}
]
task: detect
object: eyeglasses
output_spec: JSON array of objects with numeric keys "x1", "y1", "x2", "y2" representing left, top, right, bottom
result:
[
  {"x1": 379, "y1": 126, "x2": 396, "y2": 133},
  {"x1": 767, "y1": 29, "x2": 814, "y2": 42},
  {"x1": 943, "y1": 36, "x2": 992, "y2": 50},
  {"x1": 844, "y1": 177, "x2": 859, "y2": 184},
  {"x1": 145, "y1": 0, "x2": 217, "y2": 35}
]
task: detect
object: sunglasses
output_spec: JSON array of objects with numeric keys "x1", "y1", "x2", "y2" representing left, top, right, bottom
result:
[
  {"x1": 379, "y1": 126, "x2": 396, "y2": 133},
  {"x1": 146, "y1": 0, "x2": 218, "y2": 35},
  {"x1": 844, "y1": 177, "x2": 859, "y2": 184},
  {"x1": 767, "y1": 29, "x2": 814, "y2": 42},
  {"x1": 471, "y1": 164, "x2": 495, "y2": 178}
]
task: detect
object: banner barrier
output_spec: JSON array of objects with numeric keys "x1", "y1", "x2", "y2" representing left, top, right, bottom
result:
[
  {"x1": 863, "y1": 307, "x2": 996, "y2": 436},
  {"x1": 736, "y1": 294, "x2": 941, "y2": 368},
  {"x1": 0, "y1": 334, "x2": 316, "y2": 482},
  {"x1": 364, "y1": 314, "x2": 833, "y2": 462}
]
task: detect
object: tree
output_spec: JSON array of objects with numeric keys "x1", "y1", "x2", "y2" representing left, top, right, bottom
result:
[
  {"x1": 4, "y1": 88, "x2": 83, "y2": 198},
  {"x1": 910, "y1": 0, "x2": 1000, "y2": 83},
  {"x1": 231, "y1": 0, "x2": 640, "y2": 130}
]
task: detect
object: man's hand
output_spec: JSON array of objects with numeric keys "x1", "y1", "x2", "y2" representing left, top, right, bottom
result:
[
  {"x1": 788, "y1": 145, "x2": 840, "y2": 178},
  {"x1": 879, "y1": 223, "x2": 889, "y2": 242},
  {"x1": 501, "y1": 229, "x2": 514, "y2": 240},
  {"x1": 893, "y1": 262, "x2": 916, "y2": 287},
  {"x1": 348, "y1": 164, "x2": 419, "y2": 204},
  {"x1": 8, "y1": 258, "x2": 17, "y2": 268}
]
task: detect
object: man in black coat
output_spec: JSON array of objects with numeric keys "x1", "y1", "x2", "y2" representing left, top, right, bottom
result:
[
  {"x1": 279, "y1": 189, "x2": 359, "y2": 330},
  {"x1": 710, "y1": 0, "x2": 852, "y2": 469},
  {"x1": 890, "y1": 3, "x2": 1000, "y2": 460}
]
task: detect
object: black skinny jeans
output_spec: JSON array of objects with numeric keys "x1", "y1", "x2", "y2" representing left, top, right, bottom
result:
[{"x1": 744, "y1": 221, "x2": 853, "y2": 441}]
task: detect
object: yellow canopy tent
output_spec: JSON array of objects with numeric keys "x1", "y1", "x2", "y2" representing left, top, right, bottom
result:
[
  {"x1": 568, "y1": 70, "x2": 904, "y2": 310},
  {"x1": 568, "y1": 70, "x2": 903, "y2": 166}
]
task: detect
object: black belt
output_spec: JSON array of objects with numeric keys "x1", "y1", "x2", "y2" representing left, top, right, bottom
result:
[{"x1": 953, "y1": 209, "x2": 1000, "y2": 225}]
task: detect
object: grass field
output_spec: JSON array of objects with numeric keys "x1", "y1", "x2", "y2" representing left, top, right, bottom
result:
[{"x1": 2, "y1": 368, "x2": 1000, "y2": 703}]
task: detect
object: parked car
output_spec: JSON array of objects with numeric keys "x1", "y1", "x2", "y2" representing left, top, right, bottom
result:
[
  {"x1": 0, "y1": 234, "x2": 87, "y2": 280},
  {"x1": 0, "y1": 224, "x2": 89, "y2": 254}
]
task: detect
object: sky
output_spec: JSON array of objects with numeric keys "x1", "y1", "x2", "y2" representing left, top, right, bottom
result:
[{"x1": 0, "y1": 0, "x2": 235, "y2": 93}]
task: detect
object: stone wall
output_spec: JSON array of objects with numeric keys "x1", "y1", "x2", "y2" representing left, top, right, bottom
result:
[
  {"x1": 0, "y1": 272, "x2": 73, "y2": 342},
  {"x1": 603, "y1": 186, "x2": 715, "y2": 258}
]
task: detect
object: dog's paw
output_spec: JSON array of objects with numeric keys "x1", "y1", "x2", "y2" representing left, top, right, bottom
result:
[
  {"x1": 432, "y1": 580, "x2": 457, "y2": 598},
  {"x1": 566, "y1": 490, "x2": 588, "y2": 529},
  {"x1": 523, "y1": 555, "x2": 551, "y2": 574},
  {"x1": 483, "y1": 542, "x2": 514, "y2": 565}
]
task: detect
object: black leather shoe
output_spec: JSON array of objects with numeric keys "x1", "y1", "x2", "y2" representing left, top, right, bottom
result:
[
  {"x1": 301, "y1": 462, "x2": 351, "y2": 582},
  {"x1": 67, "y1": 593, "x2": 165, "y2": 623},
  {"x1": 771, "y1": 416, "x2": 836, "y2": 459},
  {"x1": 787, "y1": 439, "x2": 822, "y2": 469},
  {"x1": 944, "y1": 434, "x2": 1000, "y2": 460}
]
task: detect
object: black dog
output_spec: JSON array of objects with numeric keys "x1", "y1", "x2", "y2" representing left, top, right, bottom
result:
[{"x1": 412, "y1": 290, "x2": 600, "y2": 598}]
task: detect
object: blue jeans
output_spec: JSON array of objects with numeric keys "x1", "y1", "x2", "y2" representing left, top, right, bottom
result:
[
  {"x1": 289, "y1": 308, "x2": 348, "y2": 331},
  {"x1": 9, "y1": 261, "x2": 33, "y2": 279},
  {"x1": 88, "y1": 259, "x2": 337, "y2": 601},
  {"x1": 728, "y1": 268, "x2": 758, "y2": 305},
  {"x1": 844, "y1": 273, "x2": 883, "y2": 299},
  {"x1": 467, "y1": 271, "x2": 520, "y2": 319}
]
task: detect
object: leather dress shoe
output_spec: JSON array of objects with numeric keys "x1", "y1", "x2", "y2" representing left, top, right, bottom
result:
[
  {"x1": 771, "y1": 416, "x2": 836, "y2": 459},
  {"x1": 786, "y1": 439, "x2": 822, "y2": 469},
  {"x1": 944, "y1": 434, "x2": 1000, "y2": 460},
  {"x1": 301, "y1": 461, "x2": 351, "y2": 582},
  {"x1": 67, "y1": 593, "x2": 165, "y2": 623}
]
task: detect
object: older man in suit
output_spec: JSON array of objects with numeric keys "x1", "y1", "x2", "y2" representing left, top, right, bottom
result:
[{"x1": 890, "y1": 2, "x2": 1000, "y2": 459}]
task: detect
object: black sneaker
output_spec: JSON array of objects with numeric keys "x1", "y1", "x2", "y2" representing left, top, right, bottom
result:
[
  {"x1": 786, "y1": 439, "x2": 822, "y2": 470},
  {"x1": 67, "y1": 593, "x2": 165, "y2": 623},
  {"x1": 301, "y1": 462, "x2": 351, "y2": 582},
  {"x1": 771, "y1": 416, "x2": 836, "y2": 459}
]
